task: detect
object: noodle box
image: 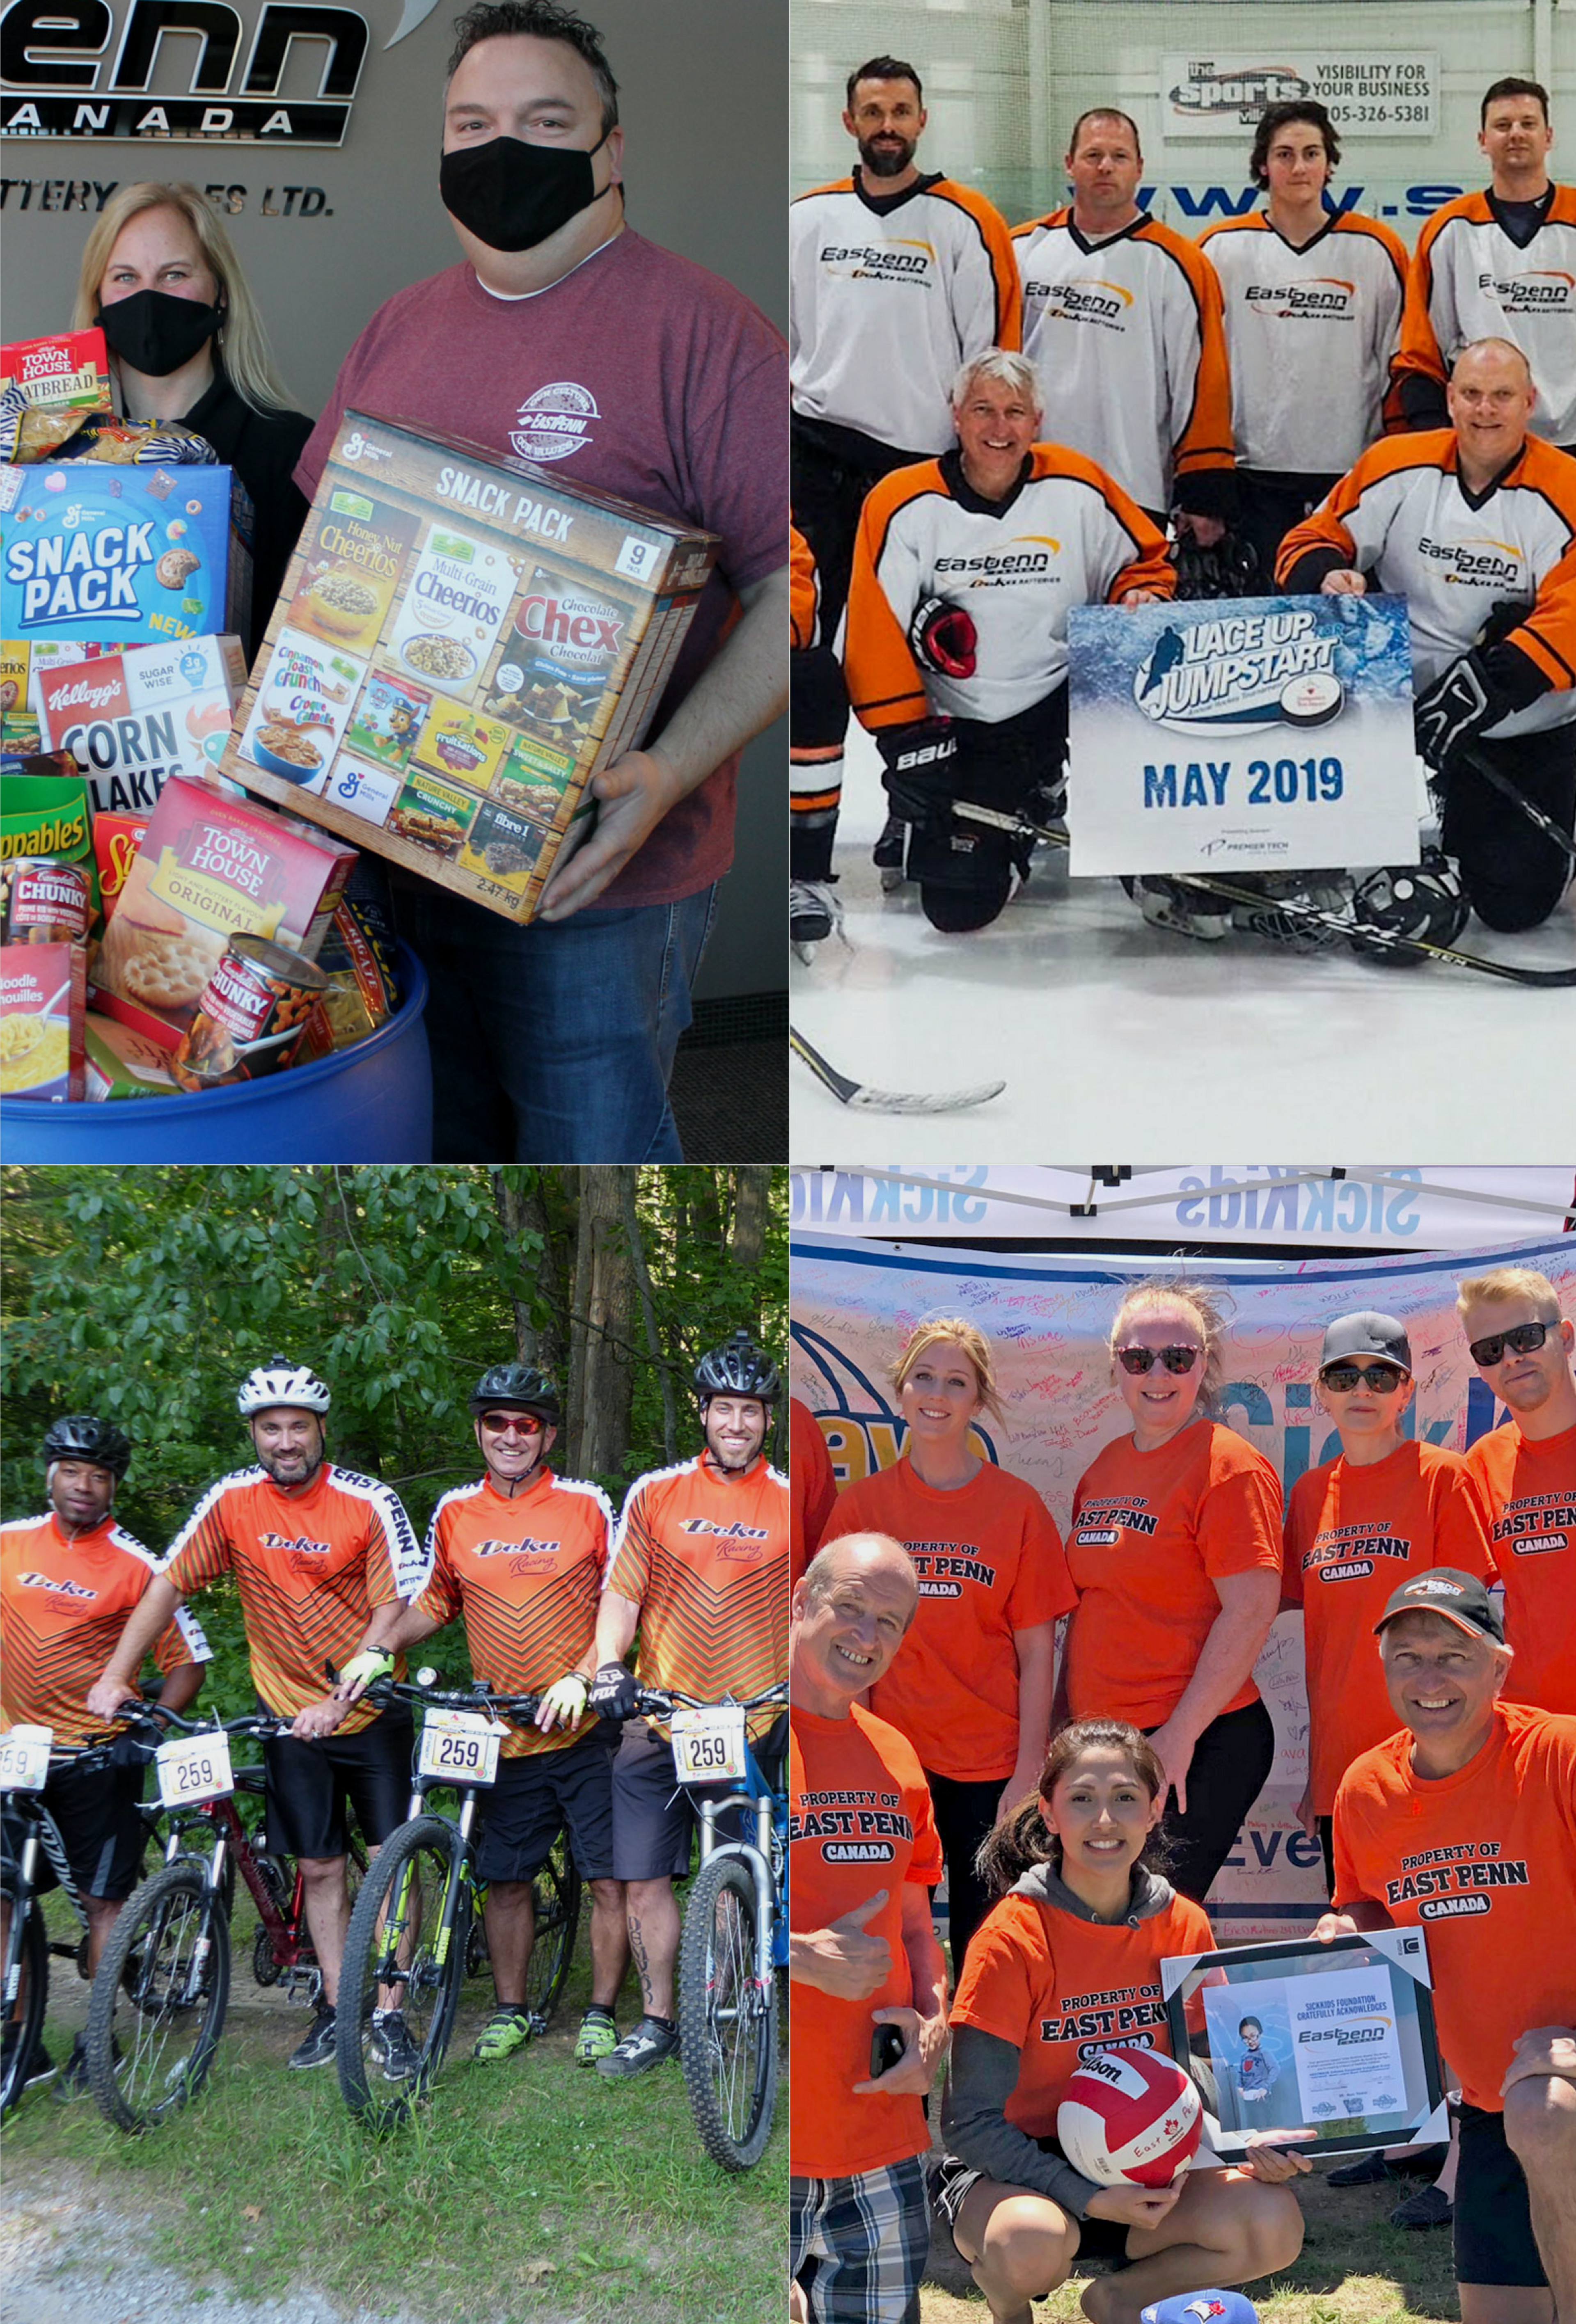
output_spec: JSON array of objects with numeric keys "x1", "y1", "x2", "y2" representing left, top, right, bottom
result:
[{"x1": 0, "y1": 937, "x2": 85, "y2": 1098}]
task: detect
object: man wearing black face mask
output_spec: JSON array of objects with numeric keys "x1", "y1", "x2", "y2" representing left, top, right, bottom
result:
[{"x1": 297, "y1": 0, "x2": 788, "y2": 1167}]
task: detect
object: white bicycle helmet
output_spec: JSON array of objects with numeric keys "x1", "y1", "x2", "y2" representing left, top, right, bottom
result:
[{"x1": 236, "y1": 1355, "x2": 332, "y2": 1418}]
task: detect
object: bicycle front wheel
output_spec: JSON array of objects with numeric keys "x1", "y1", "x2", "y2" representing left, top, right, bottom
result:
[
  {"x1": 0, "y1": 1871, "x2": 48, "y2": 2116},
  {"x1": 523, "y1": 1827, "x2": 582, "y2": 2027},
  {"x1": 85, "y1": 1860, "x2": 231, "y2": 2132},
  {"x1": 336, "y1": 1816, "x2": 467, "y2": 2125},
  {"x1": 678, "y1": 1851, "x2": 777, "y2": 2171}
]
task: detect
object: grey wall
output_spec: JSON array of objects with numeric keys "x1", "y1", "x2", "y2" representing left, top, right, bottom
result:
[{"x1": 0, "y1": 0, "x2": 786, "y2": 1001}]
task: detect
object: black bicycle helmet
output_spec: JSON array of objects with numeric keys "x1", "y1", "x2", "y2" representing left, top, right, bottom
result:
[
  {"x1": 43, "y1": 1413, "x2": 131, "y2": 1480},
  {"x1": 693, "y1": 1330, "x2": 781, "y2": 1406},
  {"x1": 468, "y1": 1363, "x2": 562, "y2": 1426}
]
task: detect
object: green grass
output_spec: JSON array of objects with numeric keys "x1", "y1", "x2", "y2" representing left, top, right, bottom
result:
[{"x1": 5, "y1": 1883, "x2": 785, "y2": 2324}]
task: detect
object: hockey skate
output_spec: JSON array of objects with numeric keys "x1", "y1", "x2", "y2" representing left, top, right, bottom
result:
[
  {"x1": 791, "y1": 876, "x2": 843, "y2": 964},
  {"x1": 1132, "y1": 876, "x2": 1232, "y2": 941},
  {"x1": 873, "y1": 815, "x2": 909, "y2": 892}
]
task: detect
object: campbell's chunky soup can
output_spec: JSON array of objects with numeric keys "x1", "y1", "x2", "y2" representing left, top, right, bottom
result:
[{"x1": 171, "y1": 933, "x2": 327, "y2": 1091}]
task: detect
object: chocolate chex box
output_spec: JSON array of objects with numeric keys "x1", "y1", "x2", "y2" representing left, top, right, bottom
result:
[{"x1": 222, "y1": 412, "x2": 719, "y2": 923}]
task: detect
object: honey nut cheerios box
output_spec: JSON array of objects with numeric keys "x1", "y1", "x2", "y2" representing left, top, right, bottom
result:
[{"x1": 222, "y1": 411, "x2": 719, "y2": 924}]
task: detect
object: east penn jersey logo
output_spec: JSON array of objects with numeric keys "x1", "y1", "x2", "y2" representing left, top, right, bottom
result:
[
  {"x1": 1244, "y1": 276, "x2": 1357, "y2": 319},
  {"x1": 0, "y1": 1, "x2": 441, "y2": 147},
  {"x1": 1134, "y1": 607, "x2": 1343, "y2": 733},
  {"x1": 16, "y1": 1570, "x2": 96, "y2": 1600},
  {"x1": 790, "y1": 1799, "x2": 915, "y2": 1865},
  {"x1": 818, "y1": 238, "x2": 934, "y2": 284},
  {"x1": 510, "y1": 383, "x2": 599, "y2": 464},
  {"x1": 1493, "y1": 1496, "x2": 1576, "y2": 1557},
  {"x1": 1024, "y1": 278, "x2": 1134, "y2": 328},
  {"x1": 1386, "y1": 1841, "x2": 1530, "y2": 1918},
  {"x1": 1306, "y1": 1523, "x2": 1413, "y2": 1583},
  {"x1": 1476, "y1": 267, "x2": 1576, "y2": 312},
  {"x1": 935, "y1": 537, "x2": 1061, "y2": 588},
  {"x1": 1416, "y1": 537, "x2": 1526, "y2": 590}
]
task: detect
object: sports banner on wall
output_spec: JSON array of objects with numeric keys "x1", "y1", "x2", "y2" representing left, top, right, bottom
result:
[
  {"x1": 1161, "y1": 55, "x2": 1439, "y2": 140},
  {"x1": 791, "y1": 1231, "x2": 1576, "y2": 1938}
]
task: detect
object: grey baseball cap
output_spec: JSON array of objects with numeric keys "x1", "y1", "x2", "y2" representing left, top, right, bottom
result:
[
  {"x1": 1320, "y1": 1311, "x2": 1412, "y2": 1373},
  {"x1": 1374, "y1": 1569, "x2": 1505, "y2": 1645}
]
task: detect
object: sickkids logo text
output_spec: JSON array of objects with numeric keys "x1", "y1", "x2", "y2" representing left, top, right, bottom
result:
[
  {"x1": 1134, "y1": 608, "x2": 1343, "y2": 733},
  {"x1": 1, "y1": 1, "x2": 442, "y2": 146}
]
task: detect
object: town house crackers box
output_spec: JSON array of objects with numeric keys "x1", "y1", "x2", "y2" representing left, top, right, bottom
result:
[{"x1": 222, "y1": 412, "x2": 719, "y2": 924}]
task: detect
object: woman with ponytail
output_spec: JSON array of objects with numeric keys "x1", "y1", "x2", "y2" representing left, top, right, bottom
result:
[{"x1": 938, "y1": 1719, "x2": 1307, "y2": 2324}]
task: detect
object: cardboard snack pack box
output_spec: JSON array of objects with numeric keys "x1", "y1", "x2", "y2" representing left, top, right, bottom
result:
[
  {"x1": 0, "y1": 457, "x2": 252, "y2": 651},
  {"x1": 222, "y1": 412, "x2": 719, "y2": 924},
  {"x1": 39, "y1": 633, "x2": 247, "y2": 814}
]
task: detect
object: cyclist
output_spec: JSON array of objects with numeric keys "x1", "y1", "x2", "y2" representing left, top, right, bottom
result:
[
  {"x1": 590, "y1": 1330, "x2": 789, "y2": 2077},
  {"x1": 349, "y1": 1362, "x2": 629, "y2": 2068},
  {"x1": 86, "y1": 1357, "x2": 425, "y2": 2074},
  {"x1": 2, "y1": 1415, "x2": 209, "y2": 2095}
]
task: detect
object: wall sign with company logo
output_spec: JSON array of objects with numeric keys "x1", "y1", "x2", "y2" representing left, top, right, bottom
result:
[
  {"x1": 1162, "y1": 55, "x2": 1439, "y2": 139},
  {"x1": 0, "y1": 0, "x2": 440, "y2": 146}
]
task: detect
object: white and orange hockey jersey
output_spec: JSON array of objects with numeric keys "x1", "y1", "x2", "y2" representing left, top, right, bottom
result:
[
  {"x1": 845, "y1": 446, "x2": 1173, "y2": 730},
  {"x1": 790, "y1": 171, "x2": 1022, "y2": 457},
  {"x1": 1393, "y1": 187, "x2": 1576, "y2": 446},
  {"x1": 1276, "y1": 431, "x2": 1576, "y2": 733},
  {"x1": 1010, "y1": 210, "x2": 1235, "y2": 515},
  {"x1": 1199, "y1": 210, "x2": 1406, "y2": 473}
]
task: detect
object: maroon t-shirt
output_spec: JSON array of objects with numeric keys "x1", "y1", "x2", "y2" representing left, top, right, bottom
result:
[{"x1": 297, "y1": 229, "x2": 787, "y2": 908}]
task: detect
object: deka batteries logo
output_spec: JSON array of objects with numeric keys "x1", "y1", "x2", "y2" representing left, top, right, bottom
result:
[{"x1": 1133, "y1": 606, "x2": 1343, "y2": 733}]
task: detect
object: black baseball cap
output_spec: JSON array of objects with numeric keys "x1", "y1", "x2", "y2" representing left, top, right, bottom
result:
[
  {"x1": 1321, "y1": 1311, "x2": 1412, "y2": 1372},
  {"x1": 1374, "y1": 1569, "x2": 1505, "y2": 1644}
]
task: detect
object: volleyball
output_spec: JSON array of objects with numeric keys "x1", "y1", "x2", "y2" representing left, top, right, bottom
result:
[{"x1": 1056, "y1": 2046, "x2": 1203, "y2": 2187}]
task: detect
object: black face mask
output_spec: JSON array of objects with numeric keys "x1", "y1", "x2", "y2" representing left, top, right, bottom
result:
[
  {"x1": 440, "y1": 128, "x2": 613, "y2": 252},
  {"x1": 96, "y1": 288, "x2": 223, "y2": 377}
]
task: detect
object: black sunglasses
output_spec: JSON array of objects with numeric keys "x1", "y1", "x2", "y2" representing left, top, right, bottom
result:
[
  {"x1": 1320, "y1": 1363, "x2": 1406, "y2": 1394},
  {"x1": 1117, "y1": 1345, "x2": 1200, "y2": 1376},
  {"x1": 1468, "y1": 1320, "x2": 1553, "y2": 1368}
]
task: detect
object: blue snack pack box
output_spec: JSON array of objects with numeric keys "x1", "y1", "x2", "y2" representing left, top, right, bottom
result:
[{"x1": 0, "y1": 460, "x2": 252, "y2": 650}]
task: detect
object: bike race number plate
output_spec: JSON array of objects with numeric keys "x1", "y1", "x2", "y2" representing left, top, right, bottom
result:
[
  {"x1": 0, "y1": 1725, "x2": 53, "y2": 1791},
  {"x1": 155, "y1": 1729, "x2": 235, "y2": 1807},
  {"x1": 670, "y1": 1705, "x2": 747, "y2": 1786},
  {"x1": 417, "y1": 1709, "x2": 502, "y2": 1787}
]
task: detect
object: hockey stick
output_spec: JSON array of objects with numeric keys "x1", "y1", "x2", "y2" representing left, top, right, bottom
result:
[
  {"x1": 1460, "y1": 745, "x2": 1576, "y2": 873},
  {"x1": 953, "y1": 805, "x2": 1576, "y2": 987},
  {"x1": 790, "y1": 1024, "x2": 1007, "y2": 1113}
]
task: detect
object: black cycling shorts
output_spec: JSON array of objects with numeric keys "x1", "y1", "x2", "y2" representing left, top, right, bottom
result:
[
  {"x1": 262, "y1": 1706, "x2": 414, "y2": 1861},
  {"x1": 1455, "y1": 2100, "x2": 1547, "y2": 2289},
  {"x1": 609, "y1": 1716, "x2": 777, "y2": 1882},
  {"x1": 1, "y1": 1759, "x2": 147, "y2": 1903},
  {"x1": 474, "y1": 1724, "x2": 617, "y2": 1884}
]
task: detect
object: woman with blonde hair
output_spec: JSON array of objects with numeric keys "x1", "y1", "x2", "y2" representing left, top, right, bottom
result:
[
  {"x1": 73, "y1": 181, "x2": 314, "y2": 654},
  {"x1": 815, "y1": 1315, "x2": 1076, "y2": 1972},
  {"x1": 1063, "y1": 1276, "x2": 1283, "y2": 1902}
]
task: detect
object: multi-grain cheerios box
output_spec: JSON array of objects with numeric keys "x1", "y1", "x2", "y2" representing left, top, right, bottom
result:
[{"x1": 222, "y1": 411, "x2": 719, "y2": 924}]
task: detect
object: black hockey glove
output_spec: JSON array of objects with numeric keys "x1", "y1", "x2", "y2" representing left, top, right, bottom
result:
[
  {"x1": 1413, "y1": 652, "x2": 1507, "y2": 779},
  {"x1": 875, "y1": 718, "x2": 957, "y2": 825},
  {"x1": 589, "y1": 1661, "x2": 638, "y2": 1721},
  {"x1": 908, "y1": 596, "x2": 978, "y2": 679}
]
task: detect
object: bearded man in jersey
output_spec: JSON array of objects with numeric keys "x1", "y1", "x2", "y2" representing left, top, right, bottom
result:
[
  {"x1": 589, "y1": 1332, "x2": 788, "y2": 2077},
  {"x1": 87, "y1": 1359, "x2": 424, "y2": 2075},
  {"x1": 1322, "y1": 1571, "x2": 1576, "y2": 2324},
  {"x1": 843, "y1": 347, "x2": 1172, "y2": 931},
  {"x1": 1394, "y1": 78, "x2": 1576, "y2": 457},
  {"x1": 1278, "y1": 338, "x2": 1576, "y2": 933}
]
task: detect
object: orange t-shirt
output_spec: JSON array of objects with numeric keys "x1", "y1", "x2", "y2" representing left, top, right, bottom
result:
[
  {"x1": 951, "y1": 1881, "x2": 1215, "y2": 2137},
  {"x1": 1066, "y1": 1421, "x2": 1283, "y2": 1729},
  {"x1": 1283, "y1": 1441, "x2": 1494, "y2": 1812},
  {"x1": 606, "y1": 1450, "x2": 788, "y2": 1738},
  {"x1": 165, "y1": 1462, "x2": 424, "y2": 1731},
  {"x1": 1464, "y1": 1419, "x2": 1576, "y2": 1716},
  {"x1": 1, "y1": 1512, "x2": 211, "y2": 1748},
  {"x1": 416, "y1": 1467, "x2": 612, "y2": 1758},
  {"x1": 790, "y1": 1700, "x2": 944, "y2": 2177},
  {"x1": 818, "y1": 1458, "x2": 1076, "y2": 1781},
  {"x1": 1333, "y1": 1702, "x2": 1576, "y2": 2111},
  {"x1": 791, "y1": 1398, "x2": 838, "y2": 1590}
]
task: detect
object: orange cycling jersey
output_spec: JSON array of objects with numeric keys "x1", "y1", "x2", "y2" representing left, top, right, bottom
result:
[
  {"x1": 417, "y1": 1466, "x2": 612, "y2": 1758},
  {"x1": 1, "y1": 1512, "x2": 210, "y2": 1748},
  {"x1": 1465, "y1": 1418, "x2": 1576, "y2": 1715},
  {"x1": 1283, "y1": 1441, "x2": 1494, "y2": 1812},
  {"x1": 165, "y1": 1462, "x2": 424, "y2": 1731},
  {"x1": 790, "y1": 1398, "x2": 838, "y2": 1590},
  {"x1": 605, "y1": 1450, "x2": 788, "y2": 1738}
]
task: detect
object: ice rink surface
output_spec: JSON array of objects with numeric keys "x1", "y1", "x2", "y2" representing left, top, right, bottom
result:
[{"x1": 791, "y1": 728, "x2": 1576, "y2": 1159}]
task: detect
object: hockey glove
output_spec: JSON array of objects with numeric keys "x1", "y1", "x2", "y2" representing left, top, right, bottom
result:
[
  {"x1": 1413, "y1": 652, "x2": 1506, "y2": 779},
  {"x1": 875, "y1": 718, "x2": 957, "y2": 825},
  {"x1": 908, "y1": 596, "x2": 978, "y2": 679},
  {"x1": 589, "y1": 1661, "x2": 639, "y2": 1721}
]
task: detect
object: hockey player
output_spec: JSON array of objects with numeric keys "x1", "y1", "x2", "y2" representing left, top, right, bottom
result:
[
  {"x1": 1200, "y1": 103, "x2": 1406, "y2": 582},
  {"x1": 1011, "y1": 110, "x2": 1237, "y2": 538},
  {"x1": 843, "y1": 349, "x2": 1173, "y2": 932},
  {"x1": 789, "y1": 521, "x2": 848, "y2": 957},
  {"x1": 1393, "y1": 79, "x2": 1576, "y2": 455},
  {"x1": 1278, "y1": 337, "x2": 1576, "y2": 933}
]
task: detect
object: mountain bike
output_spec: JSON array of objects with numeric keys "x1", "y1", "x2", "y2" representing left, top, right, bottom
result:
[
  {"x1": 335, "y1": 1674, "x2": 582, "y2": 2127},
  {"x1": 82, "y1": 1702, "x2": 366, "y2": 2131},
  {"x1": 0, "y1": 1725, "x2": 123, "y2": 2114}
]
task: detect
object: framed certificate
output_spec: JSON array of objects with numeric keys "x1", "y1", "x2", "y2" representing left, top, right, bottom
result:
[{"x1": 1161, "y1": 1929, "x2": 1447, "y2": 2159}]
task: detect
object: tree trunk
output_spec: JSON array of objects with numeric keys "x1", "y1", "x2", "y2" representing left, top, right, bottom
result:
[
  {"x1": 621, "y1": 1172, "x2": 677, "y2": 1462},
  {"x1": 490, "y1": 1168, "x2": 542, "y2": 1365},
  {"x1": 568, "y1": 1167, "x2": 635, "y2": 1477},
  {"x1": 727, "y1": 1167, "x2": 773, "y2": 1278}
]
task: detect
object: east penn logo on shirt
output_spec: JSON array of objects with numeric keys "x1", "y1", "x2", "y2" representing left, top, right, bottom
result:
[
  {"x1": 791, "y1": 1805, "x2": 915, "y2": 1862},
  {"x1": 16, "y1": 1570, "x2": 96, "y2": 1601},
  {"x1": 510, "y1": 384, "x2": 599, "y2": 465},
  {"x1": 1025, "y1": 279, "x2": 1134, "y2": 329},
  {"x1": 1244, "y1": 277, "x2": 1357, "y2": 320},
  {"x1": 906, "y1": 1542, "x2": 997, "y2": 1599},
  {"x1": 818, "y1": 240, "x2": 934, "y2": 284},
  {"x1": 1040, "y1": 1997, "x2": 1168, "y2": 2044},
  {"x1": 1475, "y1": 268, "x2": 1576, "y2": 311},
  {"x1": 1415, "y1": 538, "x2": 1526, "y2": 589},
  {"x1": 934, "y1": 540, "x2": 1061, "y2": 588},
  {"x1": 1492, "y1": 1499, "x2": 1575, "y2": 1556},
  {"x1": 1306, "y1": 1533, "x2": 1414, "y2": 1582},
  {"x1": 1385, "y1": 1855, "x2": 1530, "y2": 1912}
]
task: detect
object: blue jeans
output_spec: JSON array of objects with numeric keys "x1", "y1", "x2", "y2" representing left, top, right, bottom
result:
[{"x1": 396, "y1": 883, "x2": 717, "y2": 1161}]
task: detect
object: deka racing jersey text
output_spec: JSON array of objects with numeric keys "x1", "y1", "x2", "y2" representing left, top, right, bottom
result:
[
  {"x1": 903, "y1": 1539, "x2": 998, "y2": 1597},
  {"x1": 6, "y1": 521, "x2": 157, "y2": 623}
]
